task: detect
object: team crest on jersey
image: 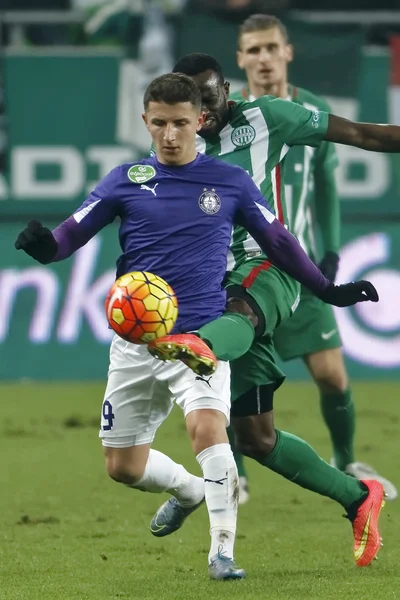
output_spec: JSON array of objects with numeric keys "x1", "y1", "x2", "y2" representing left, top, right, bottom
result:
[
  {"x1": 127, "y1": 164, "x2": 156, "y2": 184},
  {"x1": 198, "y1": 188, "x2": 221, "y2": 214},
  {"x1": 231, "y1": 125, "x2": 256, "y2": 148}
]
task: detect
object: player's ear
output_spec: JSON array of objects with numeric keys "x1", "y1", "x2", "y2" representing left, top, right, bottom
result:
[
  {"x1": 197, "y1": 111, "x2": 206, "y2": 131},
  {"x1": 224, "y1": 81, "x2": 230, "y2": 97},
  {"x1": 237, "y1": 50, "x2": 245, "y2": 70},
  {"x1": 142, "y1": 112, "x2": 149, "y2": 129},
  {"x1": 286, "y1": 44, "x2": 294, "y2": 64}
]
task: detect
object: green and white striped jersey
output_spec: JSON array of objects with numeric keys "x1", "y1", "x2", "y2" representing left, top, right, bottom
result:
[
  {"x1": 283, "y1": 88, "x2": 339, "y2": 261},
  {"x1": 229, "y1": 87, "x2": 339, "y2": 262},
  {"x1": 196, "y1": 96, "x2": 328, "y2": 268}
]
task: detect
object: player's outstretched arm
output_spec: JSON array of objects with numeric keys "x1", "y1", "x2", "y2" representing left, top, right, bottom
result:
[
  {"x1": 15, "y1": 208, "x2": 114, "y2": 264},
  {"x1": 14, "y1": 214, "x2": 103, "y2": 264},
  {"x1": 251, "y1": 218, "x2": 378, "y2": 307},
  {"x1": 15, "y1": 167, "x2": 121, "y2": 264},
  {"x1": 235, "y1": 169, "x2": 379, "y2": 308},
  {"x1": 325, "y1": 114, "x2": 400, "y2": 152},
  {"x1": 15, "y1": 214, "x2": 101, "y2": 264},
  {"x1": 267, "y1": 97, "x2": 400, "y2": 153}
]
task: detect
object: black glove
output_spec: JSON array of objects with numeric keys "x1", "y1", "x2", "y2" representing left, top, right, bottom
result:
[
  {"x1": 318, "y1": 251, "x2": 340, "y2": 282},
  {"x1": 318, "y1": 281, "x2": 379, "y2": 307},
  {"x1": 15, "y1": 220, "x2": 58, "y2": 264}
]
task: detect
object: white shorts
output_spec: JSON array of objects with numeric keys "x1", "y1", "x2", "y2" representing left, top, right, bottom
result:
[{"x1": 100, "y1": 335, "x2": 231, "y2": 448}]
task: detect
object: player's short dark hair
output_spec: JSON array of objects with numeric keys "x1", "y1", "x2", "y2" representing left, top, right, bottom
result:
[
  {"x1": 173, "y1": 53, "x2": 225, "y2": 85},
  {"x1": 143, "y1": 73, "x2": 202, "y2": 110},
  {"x1": 238, "y1": 14, "x2": 289, "y2": 48}
]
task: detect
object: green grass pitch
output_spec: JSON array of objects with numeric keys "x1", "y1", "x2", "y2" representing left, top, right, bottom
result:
[{"x1": 0, "y1": 381, "x2": 399, "y2": 600}]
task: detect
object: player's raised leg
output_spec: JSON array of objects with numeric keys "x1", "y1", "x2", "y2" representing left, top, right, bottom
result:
[{"x1": 148, "y1": 297, "x2": 258, "y2": 375}]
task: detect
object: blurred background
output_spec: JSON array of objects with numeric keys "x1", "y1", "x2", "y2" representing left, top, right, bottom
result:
[{"x1": 1, "y1": 0, "x2": 400, "y2": 381}]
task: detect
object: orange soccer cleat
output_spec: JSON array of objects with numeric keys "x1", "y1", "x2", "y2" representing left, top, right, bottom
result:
[
  {"x1": 350, "y1": 479, "x2": 385, "y2": 567},
  {"x1": 147, "y1": 333, "x2": 217, "y2": 376}
]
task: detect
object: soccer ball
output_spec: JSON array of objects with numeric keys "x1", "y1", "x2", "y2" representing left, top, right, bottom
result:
[{"x1": 105, "y1": 271, "x2": 178, "y2": 344}]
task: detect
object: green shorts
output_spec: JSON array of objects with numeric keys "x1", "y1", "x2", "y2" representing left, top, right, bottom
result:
[
  {"x1": 225, "y1": 256, "x2": 300, "y2": 337},
  {"x1": 229, "y1": 336, "x2": 286, "y2": 401},
  {"x1": 273, "y1": 286, "x2": 342, "y2": 362},
  {"x1": 224, "y1": 256, "x2": 300, "y2": 401}
]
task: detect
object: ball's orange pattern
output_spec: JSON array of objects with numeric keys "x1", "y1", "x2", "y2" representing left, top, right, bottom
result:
[{"x1": 105, "y1": 271, "x2": 178, "y2": 344}]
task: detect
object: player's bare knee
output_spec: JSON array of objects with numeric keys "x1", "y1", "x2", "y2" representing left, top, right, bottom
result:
[
  {"x1": 103, "y1": 447, "x2": 148, "y2": 485},
  {"x1": 236, "y1": 428, "x2": 277, "y2": 462},
  {"x1": 307, "y1": 350, "x2": 349, "y2": 394},
  {"x1": 313, "y1": 364, "x2": 348, "y2": 394},
  {"x1": 105, "y1": 457, "x2": 145, "y2": 485},
  {"x1": 226, "y1": 296, "x2": 258, "y2": 329},
  {"x1": 317, "y1": 375, "x2": 348, "y2": 395},
  {"x1": 231, "y1": 410, "x2": 276, "y2": 460},
  {"x1": 186, "y1": 408, "x2": 228, "y2": 455}
]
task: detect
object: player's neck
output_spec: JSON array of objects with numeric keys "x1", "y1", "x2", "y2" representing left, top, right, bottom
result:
[
  {"x1": 249, "y1": 80, "x2": 289, "y2": 100},
  {"x1": 155, "y1": 149, "x2": 198, "y2": 168}
]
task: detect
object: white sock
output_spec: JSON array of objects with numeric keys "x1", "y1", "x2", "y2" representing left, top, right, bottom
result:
[
  {"x1": 132, "y1": 449, "x2": 204, "y2": 506},
  {"x1": 196, "y1": 443, "x2": 239, "y2": 563}
]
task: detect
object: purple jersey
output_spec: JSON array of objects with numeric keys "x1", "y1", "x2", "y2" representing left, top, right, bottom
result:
[{"x1": 52, "y1": 153, "x2": 329, "y2": 333}]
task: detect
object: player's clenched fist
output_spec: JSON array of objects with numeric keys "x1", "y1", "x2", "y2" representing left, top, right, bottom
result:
[
  {"x1": 15, "y1": 220, "x2": 58, "y2": 264},
  {"x1": 318, "y1": 280, "x2": 379, "y2": 307}
]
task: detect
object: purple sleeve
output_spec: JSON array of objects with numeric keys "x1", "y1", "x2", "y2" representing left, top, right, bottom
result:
[
  {"x1": 235, "y1": 170, "x2": 330, "y2": 296},
  {"x1": 52, "y1": 167, "x2": 121, "y2": 261},
  {"x1": 52, "y1": 216, "x2": 95, "y2": 261}
]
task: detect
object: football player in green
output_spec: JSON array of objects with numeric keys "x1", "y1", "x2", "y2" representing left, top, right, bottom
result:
[
  {"x1": 227, "y1": 13, "x2": 396, "y2": 503},
  {"x1": 148, "y1": 42, "x2": 400, "y2": 566}
]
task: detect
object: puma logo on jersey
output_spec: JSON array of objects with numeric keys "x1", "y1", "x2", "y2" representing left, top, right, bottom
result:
[{"x1": 140, "y1": 183, "x2": 158, "y2": 196}]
